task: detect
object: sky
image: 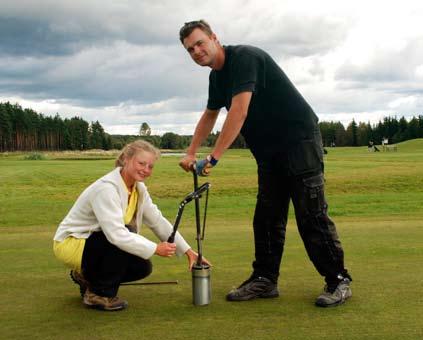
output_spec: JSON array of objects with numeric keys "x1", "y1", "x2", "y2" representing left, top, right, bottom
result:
[{"x1": 1, "y1": 0, "x2": 423, "y2": 135}]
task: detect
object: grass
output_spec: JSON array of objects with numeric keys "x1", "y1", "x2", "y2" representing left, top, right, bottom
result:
[{"x1": 1, "y1": 139, "x2": 423, "y2": 339}]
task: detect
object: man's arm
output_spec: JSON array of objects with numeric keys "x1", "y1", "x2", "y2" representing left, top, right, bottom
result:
[
  {"x1": 187, "y1": 108, "x2": 220, "y2": 156},
  {"x1": 179, "y1": 108, "x2": 220, "y2": 171},
  {"x1": 210, "y1": 91, "x2": 252, "y2": 159}
]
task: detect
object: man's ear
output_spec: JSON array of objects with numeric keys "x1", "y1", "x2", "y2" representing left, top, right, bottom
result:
[{"x1": 211, "y1": 33, "x2": 221, "y2": 46}]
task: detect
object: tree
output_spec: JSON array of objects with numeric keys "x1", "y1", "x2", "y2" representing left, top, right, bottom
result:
[
  {"x1": 139, "y1": 122, "x2": 151, "y2": 136},
  {"x1": 393, "y1": 116, "x2": 409, "y2": 143},
  {"x1": 408, "y1": 117, "x2": 420, "y2": 139},
  {"x1": 419, "y1": 115, "x2": 423, "y2": 138},
  {"x1": 160, "y1": 132, "x2": 181, "y2": 149},
  {"x1": 319, "y1": 121, "x2": 337, "y2": 146},
  {"x1": 89, "y1": 121, "x2": 106, "y2": 149},
  {"x1": 65, "y1": 117, "x2": 89, "y2": 150},
  {"x1": 205, "y1": 131, "x2": 219, "y2": 147},
  {"x1": 334, "y1": 122, "x2": 347, "y2": 146},
  {"x1": 346, "y1": 119, "x2": 358, "y2": 146},
  {"x1": 0, "y1": 104, "x2": 12, "y2": 152},
  {"x1": 102, "y1": 134, "x2": 113, "y2": 150},
  {"x1": 357, "y1": 122, "x2": 371, "y2": 146}
]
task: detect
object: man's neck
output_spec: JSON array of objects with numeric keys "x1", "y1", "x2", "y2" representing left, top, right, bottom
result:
[{"x1": 211, "y1": 45, "x2": 225, "y2": 70}]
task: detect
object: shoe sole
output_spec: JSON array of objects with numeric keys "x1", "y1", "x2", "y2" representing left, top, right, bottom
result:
[
  {"x1": 84, "y1": 302, "x2": 128, "y2": 311},
  {"x1": 315, "y1": 292, "x2": 352, "y2": 308},
  {"x1": 226, "y1": 291, "x2": 279, "y2": 301}
]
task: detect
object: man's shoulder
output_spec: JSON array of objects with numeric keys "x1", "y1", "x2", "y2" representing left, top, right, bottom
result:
[{"x1": 226, "y1": 45, "x2": 268, "y2": 58}]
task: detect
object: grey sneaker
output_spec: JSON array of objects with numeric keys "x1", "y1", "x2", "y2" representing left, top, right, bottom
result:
[
  {"x1": 83, "y1": 289, "x2": 128, "y2": 311},
  {"x1": 315, "y1": 278, "x2": 352, "y2": 307},
  {"x1": 226, "y1": 276, "x2": 279, "y2": 301},
  {"x1": 70, "y1": 270, "x2": 89, "y2": 297}
]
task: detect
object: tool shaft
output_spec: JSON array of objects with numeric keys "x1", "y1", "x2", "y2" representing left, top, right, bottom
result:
[{"x1": 121, "y1": 280, "x2": 178, "y2": 286}]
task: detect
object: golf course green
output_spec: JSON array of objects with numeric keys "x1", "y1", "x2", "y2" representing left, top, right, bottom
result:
[{"x1": 1, "y1": 140, "x2": 422, "y2": 339}]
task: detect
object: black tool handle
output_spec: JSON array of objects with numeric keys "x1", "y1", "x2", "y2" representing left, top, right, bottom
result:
[
  {"x1": 193, "y1": 170, "x2": 203, "y2": 265},
  {"x1": 167, "y1": 232, "x2": 175, "y2": 243},
  {"x1": 167, "y1": 202, "x2": 186, "y2": 243},
  {"x1": 167, "y1": 182, "x2": 210, "y2": 243}
]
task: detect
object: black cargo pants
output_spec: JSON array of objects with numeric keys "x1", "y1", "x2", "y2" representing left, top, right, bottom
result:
[{"x1": 251, "y1": 131, "x2": 350, "y2": 285}]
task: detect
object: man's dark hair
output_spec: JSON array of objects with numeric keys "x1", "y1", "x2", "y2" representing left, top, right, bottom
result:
[{"x1": 179, "y1": 20, "x2": 213, "y2": 44}]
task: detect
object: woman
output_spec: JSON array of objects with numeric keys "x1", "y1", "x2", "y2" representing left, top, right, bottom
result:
[{"x1": 53, "y1": 140, "x2": 209, "y2": 311}]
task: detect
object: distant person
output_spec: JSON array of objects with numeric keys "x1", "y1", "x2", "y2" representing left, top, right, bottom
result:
[
  {"x1": 368, "y1": 140, "x2": 374, "y2": 152},
  {"x1": 178, "y1": 20, "x2": 352, "y2": 307},
  {"x1": 53, "y1": 140, "x2": 210, "y2": 311}
]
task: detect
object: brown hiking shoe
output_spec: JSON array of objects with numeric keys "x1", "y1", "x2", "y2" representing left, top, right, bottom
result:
[
  {"x1": 83, "y1": 289, "x2": 128, "y2": 311},
  {"x1": 70, "y1": 270, "x2": 89, "y2": 297}
]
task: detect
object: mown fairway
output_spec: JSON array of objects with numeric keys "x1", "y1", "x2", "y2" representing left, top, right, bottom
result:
[{"x1": 1, "y1": 140, "x2": 423, "y2": 339}]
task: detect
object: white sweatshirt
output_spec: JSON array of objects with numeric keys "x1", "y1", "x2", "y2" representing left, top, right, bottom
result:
[{"x1": 54, "y1": 167, "x2": 191, "y2": 259}]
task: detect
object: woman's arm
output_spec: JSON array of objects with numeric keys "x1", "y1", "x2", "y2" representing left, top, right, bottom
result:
[
  {"x1": 141, "y1": 186, "x2": 191, "y2": 256},
  {"x1": 91, "y1": 186, "x2": 158, "y2": 259}
]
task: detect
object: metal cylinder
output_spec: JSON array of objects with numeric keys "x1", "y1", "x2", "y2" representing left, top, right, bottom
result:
[{"x1": 192, "y1": 264, "x2": 211, "y2": 306}]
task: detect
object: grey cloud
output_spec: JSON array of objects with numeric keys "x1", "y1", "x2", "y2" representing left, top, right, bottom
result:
[
  {"x1": 0, "y1": 0, "x2": 212, "y2": 106},
  {"x1": 0, "y1": 42, "x2": 208, "y2": 106},
  {"x1": 335, "y1": 38, "x2": 423, "y2": 93},
  {"x1": 0, "y1": 0, "x2": 198, "y2": 57},
  {"x1": 0, "y1": 17, "x2": 74, "y2": 56},
  {"x1": 1, "y1": 0, "x2": 350, "y2": 59},
  {"x1": 2, "y1": 0, "x2": 421, "y2": 135},
  {"x1": 0, "y1": 0, "x2": 351, "y2": 109},
  {"x1": 219, "y1": 12, "x2": 350, "y2": 57}
]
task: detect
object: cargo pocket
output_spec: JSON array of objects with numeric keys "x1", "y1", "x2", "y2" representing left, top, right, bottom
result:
[
  {"x1": 303, "y1": 173, "x2": 326, "y2": 215},
  {"x1": 288, "y1": 139, "x2": 323, "y2": 176}
]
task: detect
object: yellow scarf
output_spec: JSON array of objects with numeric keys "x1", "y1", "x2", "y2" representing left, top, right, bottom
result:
[{"x1": 124, "y1": 184, "x2": 138, "y2": 225}]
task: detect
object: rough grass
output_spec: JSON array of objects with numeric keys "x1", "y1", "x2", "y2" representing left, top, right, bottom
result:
[{"x1": 1, "y1": 139, "x2": 423, "y2": 339}]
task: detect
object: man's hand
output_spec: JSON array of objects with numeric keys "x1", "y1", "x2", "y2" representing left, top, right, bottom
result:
[
  {"x1": 179, "y1": 154, "x2": 196, "y2": 172},
  {"x1": 195, "y1": 158, "x2": 212, "y2": 176},
  {"x1": 195, "y1": 154, "x2": 218, "y2": 176}
]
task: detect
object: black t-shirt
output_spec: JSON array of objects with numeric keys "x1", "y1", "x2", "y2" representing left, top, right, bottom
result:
[{"x1": 207, "y1": 45, "x2": 319, "y2": 156}]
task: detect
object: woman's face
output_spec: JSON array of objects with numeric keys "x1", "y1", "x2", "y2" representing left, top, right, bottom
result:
[{"x1": 123, "y1": 150, "x2": 156, "y2": 183}]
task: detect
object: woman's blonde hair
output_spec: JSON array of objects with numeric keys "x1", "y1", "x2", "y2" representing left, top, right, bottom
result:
[{"x1": 115, "y1": 140, "x2": 161, "y2": 167}]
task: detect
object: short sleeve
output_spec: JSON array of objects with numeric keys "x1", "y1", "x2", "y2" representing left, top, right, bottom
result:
[
  {"x1": 207, "y1": 71, "x2": 225, "y2": 110},
  {"x1": 231, "y1": 51, "x2": 265, "y2": 96}
]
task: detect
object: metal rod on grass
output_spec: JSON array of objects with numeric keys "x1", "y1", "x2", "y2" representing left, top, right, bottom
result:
[{"x1": 121, "y1": 280, "x2": 179, "y2": 286}]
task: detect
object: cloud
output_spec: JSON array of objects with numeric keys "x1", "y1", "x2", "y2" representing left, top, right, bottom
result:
[
  {"x1": 335, "y1": 38, "x2": 423, "y2": 86},
  {"x1": 0, "y1": 41, "x2": 209, "y2": 106},
  {"x1": 0, "y1": 1, "x2": 185, "y2": 57},
  {"x1": 1, "y1": 0, "x2": 423, "y2": 135}
]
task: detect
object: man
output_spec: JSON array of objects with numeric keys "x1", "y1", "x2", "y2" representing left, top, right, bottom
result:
[{"x1": 178, "y1": 20, "x2": 352, "y2": 307}]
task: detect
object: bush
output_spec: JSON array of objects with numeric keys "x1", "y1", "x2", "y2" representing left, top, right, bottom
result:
[{"x1": 24, "y1": 153, "x2": 46, "y2": 160}]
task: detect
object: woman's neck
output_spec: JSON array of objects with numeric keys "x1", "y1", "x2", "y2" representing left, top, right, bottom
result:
[{"x1": 120, "y1": 169, "x2": 135, "y2": 191}]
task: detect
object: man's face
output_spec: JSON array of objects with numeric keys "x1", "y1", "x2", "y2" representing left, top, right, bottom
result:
[{"x1": 183, "y1": 28, "x2": 218, "y2": 67}]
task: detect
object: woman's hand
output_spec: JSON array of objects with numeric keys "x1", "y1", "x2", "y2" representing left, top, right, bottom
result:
[
  {"x1": 155, "y1": 242, "x2": 177, "y2": 257},
  {"x1": 185, "y1": 248, "x2": 212, "y2": 271}
]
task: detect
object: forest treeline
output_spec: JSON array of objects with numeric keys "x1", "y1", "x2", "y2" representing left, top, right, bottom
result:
[
  {"x1": 1, "y1": 101, "x2": 422, "y2": 152},
  {"x1": 0, "y1": 102, "x2": 112, "y2": 152}
]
